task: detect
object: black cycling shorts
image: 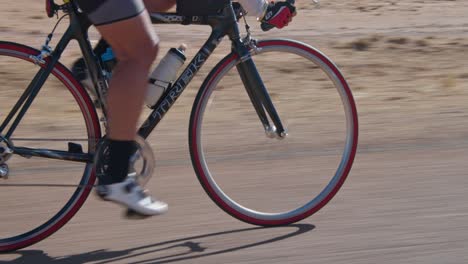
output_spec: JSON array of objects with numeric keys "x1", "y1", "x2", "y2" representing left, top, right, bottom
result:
[{"x1": 76, "y1": 0, "x2": 145, "y2": 26}]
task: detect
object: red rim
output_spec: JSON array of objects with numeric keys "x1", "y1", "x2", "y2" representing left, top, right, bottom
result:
[
  {"x1": 190, "y1": 39, "x2": 358, "y2": 226},
  {"x1": 0, "y1": 42, "x2": 101, "y2": 252}
]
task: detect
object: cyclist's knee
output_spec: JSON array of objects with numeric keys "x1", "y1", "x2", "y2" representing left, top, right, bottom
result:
[{"x1": 116, "y1": 40, "x2": 159, "y2": 69}]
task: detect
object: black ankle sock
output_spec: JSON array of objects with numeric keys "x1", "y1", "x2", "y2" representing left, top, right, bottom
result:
[{"x1": 99, "y1": 139, "x2": 135, "y2": 185}]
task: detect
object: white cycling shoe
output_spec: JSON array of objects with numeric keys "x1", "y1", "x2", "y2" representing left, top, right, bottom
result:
[{"x1": 96, "y1": 175, "x2": 168, "y2": 217}]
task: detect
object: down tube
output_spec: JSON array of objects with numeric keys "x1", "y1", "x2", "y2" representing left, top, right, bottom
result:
[{"x1": 138, "y1": 33, "x2": 223, "y2": 139}]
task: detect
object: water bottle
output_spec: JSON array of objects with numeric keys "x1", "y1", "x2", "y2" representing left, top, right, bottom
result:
[
  {"x1": 101, "y1": 47, "x2": 117, "y2": 75},
  {"x1": 145, "y1": 44, "x2": 187, "y2": 108}
]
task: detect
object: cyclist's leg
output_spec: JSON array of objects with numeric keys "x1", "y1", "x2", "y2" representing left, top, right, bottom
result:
[
  {"x1": 73, "y1": 0, "x2": 175, "y2": 81},
  {"x1": 97, "y1": 1, "x2": 174, "y2": 143},
  {"x1": 96, "y1": 13, "x2": 158, "y2": 141},
  {"x1": 77, "y1": 0, "x2": 168, "y2": 215}
]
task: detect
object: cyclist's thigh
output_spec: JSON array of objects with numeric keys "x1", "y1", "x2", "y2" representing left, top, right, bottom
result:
[
  {"x1": 76, "y1": 0, "x2": 159, "y2": 61},
  {"x1": 143, "y1": 0, "x2": 176, "y2": 12}
]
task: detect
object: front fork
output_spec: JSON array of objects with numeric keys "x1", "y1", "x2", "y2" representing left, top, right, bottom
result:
[{"x1": 235, "y1": 42, "x2": 288, "y2": 139}]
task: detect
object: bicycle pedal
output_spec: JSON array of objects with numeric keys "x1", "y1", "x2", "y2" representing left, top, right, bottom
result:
[{"x1": 124, "y1": 209, "x2": 151, "y2": 220}]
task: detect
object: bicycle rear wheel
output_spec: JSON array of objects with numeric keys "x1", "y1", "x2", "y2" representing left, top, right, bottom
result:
[
  {"x1": 0, "y1": 42, "x2": 101, "y2": 252},
  {"x1": 190, "y1": 39, "x2": 358, "y2": 226}
]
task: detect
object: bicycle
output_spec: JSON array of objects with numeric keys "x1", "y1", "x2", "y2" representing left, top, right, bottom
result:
[{"x1": 0, "y1": 0, "x2": 358, "y2": 252}]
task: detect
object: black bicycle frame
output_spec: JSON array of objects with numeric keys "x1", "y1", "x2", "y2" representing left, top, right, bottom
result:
[{"x1": 0, "y1": 1, "x2": 286, "y2": 164}]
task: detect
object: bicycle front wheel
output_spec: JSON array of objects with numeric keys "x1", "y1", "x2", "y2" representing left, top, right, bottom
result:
[
  {"x1": 0, "y1": 42, "x2": 101, "y2": 251},
  {"x1": 190, "y1": 39, "x2": 358, "y2": 226}
]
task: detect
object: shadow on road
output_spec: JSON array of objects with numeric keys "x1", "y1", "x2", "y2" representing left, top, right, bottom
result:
[{"x1": 1, "y1": 224, "x2": 314, "y2": 264}]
